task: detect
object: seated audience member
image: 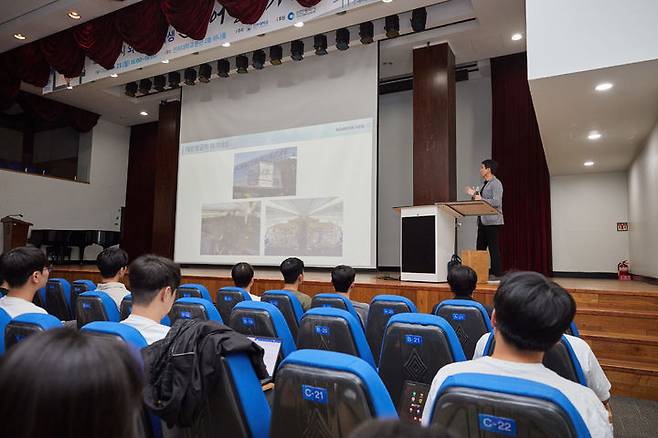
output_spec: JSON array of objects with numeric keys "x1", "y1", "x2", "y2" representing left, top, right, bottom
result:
[
  {"x1": 420, "y1": 271, "x2": 613, "y2": 438},
  {"x1": 280, "y1": 257, "x2": 312, "y2": 311},
  {"x1": 0, "y1": 256, "x2": 8, "y2": 296},
  {"x1": 95, "y1": 247, "x2": 130, "y2": 308},
  {"x1": 331, "y1": 264, "x2": 369, "y2": 326},
  {"x1": 349, "y1": 419, "x2": 453, "y2": 438},
  {"x1": 121, "y1": 254, "x2": 180, "y2": 344},
  {"x1": 231, "y1": 262, "x2": 260, "y2": 301},
  {"x1": 447, "y1": 265, "x2": 492, "y2": 317},
  {"x1": 0, "y1": 247, "x2": 49, "y2": 318},
  {"x1": 0, "y1": 328, "x2": 143, "y2": 438}
]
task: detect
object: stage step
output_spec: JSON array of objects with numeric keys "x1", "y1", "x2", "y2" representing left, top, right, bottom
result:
[
  {"x1": 570, "y1": 289, "x2": 658, "y2": 312},
  {"x1": 581, "y1": 331, "x2": 658, "y2": 367},
  {"x1": 600, "y1": 358, "x2": 658, "y2": 400},
  {"x1": 575, "y1": 308, "x2": 658, "y2": 337}
]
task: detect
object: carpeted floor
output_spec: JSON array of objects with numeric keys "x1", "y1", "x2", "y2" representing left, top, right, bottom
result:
[{"x1": 610, "y1": 395, "x2": 658, "y2": 437}]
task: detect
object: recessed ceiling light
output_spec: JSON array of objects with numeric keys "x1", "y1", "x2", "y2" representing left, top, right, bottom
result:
[
  {"x1": 66, "y1": 84, "x2": 73, "y2": 90},
  {"x1": 294, "y1": 22, "x2": 304, "y2": 28},
  {"x1": 110, "y1": 73, "x2": 118, "y2": 78},
  {"x1": 139, "y1": 111, "x2": 148, "y2": 116},
  {"x1": 222, "y1": 42, "x2": 231, "y2": 48},
  {"x1": 68, "y1": 11, "x2": 81, "y2": 20},
  {"x1": 13, "y1": 33, "x2": 26, "y2": 40},
  {"x1": 511, "y1": 33, "x2": 523, "y2": 41},
  {"x1": 584, "y1": 161, "x2": 595, "y2": 167},
  {"x1": 382, "y1": 0, "x2": 393, "y2": 3},
  {"x1": 161, "y1": 59, "x2": 170, "y2": 64},
  {"x1": 588, "y1": 131, "x2": 602, "y2": 140},
  {"x1": 595, "y1": 82, "x2": 613, "y2": 92}
]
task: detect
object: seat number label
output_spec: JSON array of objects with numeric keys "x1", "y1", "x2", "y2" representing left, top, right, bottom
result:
[
  {"x1": 451, "y1": 313, "x2": 466, "y2": 321},
  {"x1": 405, "y1": 334, "x2": 423, "y2": 345},
  {"x1": 302, "y1": 385, "x2": 328, "y2": 404},
  {"x1": 315, "y1": 325, "x2": 330, "y2": 335},
  {"x1": 478, "y1": 414, "x2": 517, "y2": 436}
]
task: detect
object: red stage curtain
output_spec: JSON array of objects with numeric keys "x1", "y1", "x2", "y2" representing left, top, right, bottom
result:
[
  {"x1": 160, "y1": 0, "x2": 215, "y2": 40},
  {"x1": 491, "y1": 52, "x2": 553, "y2": 276},
  {"x1": 40, "y1": 31, "x2": 85, "y2": 78},
  {"x1": 116, "y1": 0, "x2": 169, "y2": 56},
  {"x1": 297, "y1": 0, "x2": 322, "y2": 7},
  {"x1": 219, "y1": 0, "x2": 268, "y2": 25},
  {"x1": 16, "y1": 92, "x2": 100, "y2": 133},
  {"x1": 74, "y1": 15, "x2": 124, "y2": 70}
]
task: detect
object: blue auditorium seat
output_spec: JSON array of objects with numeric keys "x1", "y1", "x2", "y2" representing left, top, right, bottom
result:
[
  {"x1": 170, "y1": 297, "x2": 223, "y2": 324},
  {"x1": 44, "y1": 278, "x2": 73, "y2": 320},
  {"x1": 81, "y1": 321, "x2": 148, "y2": 349},
  {"x1": 71, "y1": 279, "x2": 96, "y2": 312},
  {"x1": 428, "y1": 373, "x2": 590, "y2": 438},
  {"x1": 482, "y1": 333, "x2": 587, "y2": 386},
  {"x1": 229, "y1": 301, "x2": 296, "y2": 359},
  {"x1": 216, "y1": 286, "x2": 252, "y2": 322},
  {"x1": 433, "y1": 299, "x2": 493, "y2": 359},
  {"x1": 366, "y1": 295, "x2": 417, "y2": 365},
  {"x1": 261, "y1": 290, "x2": 304, "y2": 339},
  {"x1": 0, "y1": 308, "x2": 11, "y2": 354},
  {"x1": 119, "y1": 294, "x2": 132, "y2": 320},
  {"x1": 75, "y1": 291, "x2": 121, "y2": 328},
  {"x1": 177, "y1": 283, "x2": 212, "y2": 301},
  {"x1": 297, "y1": 307, "x2": 375, "y2": 367},
  {"x1": 311, "y1": 293, "x2": 363, "y2": 327},
  {"x1": 33, "y1": 287, "x2": 47, "y2": 308},
  {"x1": 378, "y1": 313, "x2": 466, "y2": 418},
  {"x1": 270, "y1": 350, "x2": 397, "y2": 438},
  {"x1": 4, "y1": 313, "x2": 62, "y2": 351}
]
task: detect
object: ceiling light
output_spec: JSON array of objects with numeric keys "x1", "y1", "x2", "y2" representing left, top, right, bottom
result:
[
  {"x1": 588, "y1": 131, "x2": 602, "y2": 140},
  {"x1": 140, "y1": 111, "x2": 148, "y2": 116},
  {"x1": 184, "y1": 67, "x2": 197, "y2": 86},
  {"x1": 360, "y1": 22, "x2": 374, "y2": 44},
  {"x1": 294, "y1": 22, "x2": 304, "y2": 28},
  {"x1": 66, "y1": 84, "x2": 73, "y2": 90},
  {"x1": 411, "y1": 8, "x2": 427, "y2": 32},
  {"x1": 270, "y1": 45, "x2": 283, "y2": 65},
  {"x1": 314, "y1": 34, "x2": 328, "y2": 56},
  {"x1": 382, "y1": 0, "x2": 393, "y2": 3},
  {"x1": 125, "y1": 82, "x2": 138, "y2": 97},
  {"x1": 13, "y1": 33, "x2": 26, "y2": 40},
  {"x1": 252, "y1": 50, "x2": 266, "y2": 69},
  {"x1": 595, "y1": 82, "x2": 613, "y2": 91},
  {"x1": 584, "y1": 161, "x2": 594, "y2": 167},
  {"x1": 217, "y1": 59, "x2": 230, "y2": 77},
  {"x1": 110, "y1": 73, "x2": 118, "y2": 78},
  {"x1": 511, "y1": 33, "x2": 523, "y2": 41},
  {"x1": 161, "y1": 59, "x2": 170, "y2": 64},
  {"x1": 291, "y1": 40, "x2": 304, "y2": 62},
  {"x1": 199, "y1": 63, "x2": 212, "y2": 82},
  {"x1": 153, "y1": 75, "x2": 166, "y2": 92},
  {"x1": 222, "y1": 42, "x2": 231, "y2": 48},
  {"x1": 168, "y1": 71, "x2": 181, "y2": 88},
  {"x1": 138, "y1": 78, "x2": 152, "y2": 94},
  {"x1": 236, "y1": 55, "x2": 249, "y2": 74},
  {"x1": 336, "y1": 28, "x2": 350, "y2": 51},
  {"x1": 68, "y1": 11, "x2": 81, "y2": 20},
  {"x1": 385, "y1": 15, "x2": 400, "y2": 38}
]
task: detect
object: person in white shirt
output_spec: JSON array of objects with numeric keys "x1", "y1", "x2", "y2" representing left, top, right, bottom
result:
[
  {"x1": 331, "y1": 264, "x2": 369, "y2": 328},
  {"x1": 421, "y1": 271, "x2": 613, "y2": 438},
  {"x1": 231, "y1": 262, "x2": 261, "y2": 301},
  {"x1": 473, "y1": 331, "x2": 612, "y2": 403},
  {"x1": 121, "y1": 254, "x2": 179, "y2": 345},
  {"x1": 0, "y1": 247, "x2": 49, "y2": 318},
  {"x1": 95, "y1": 247, "x2": 130, "y2": 309}
]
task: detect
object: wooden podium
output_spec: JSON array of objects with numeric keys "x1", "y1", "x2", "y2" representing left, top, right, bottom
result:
[
  {"x1": 2, "y1": 216, "x2": 33, "y2": 252},
  {"x1": 395, "y1": 201, "x2": 498, "y2": 283}
]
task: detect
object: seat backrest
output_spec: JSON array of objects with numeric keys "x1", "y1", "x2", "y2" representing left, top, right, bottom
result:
[
  {"x1": 177, "y1": 283, "x2": 212, "y2": 301},
  {"x1": 120, "y1": 294, "x2": 132, "y2": 320},
  {"x1": 170, "y1": 297, "x2": 223, "y2": 324},
  {"x1": 311, "y1": 293, "x2": 362, "y2": 327},
  {"x1": 4, "y1": 313, "x2": 63, "y2": 351},
  {"x1": 261, "y1": 290, "x2": 304, "y2": 339},
  {"x1": 216, "y1": 286, "x2": 252, "y2": 323},
  {"x1": 297, "y1": 308, "x2": 375, "y2": 367},
  {"x1": 482, "y1": 334, "x2": 587, "y2": 385},
  {"x1": 228, "y1": 301, "x2": 296, "y2": 358},
  {"x1": 366, "y1": 295, "x2": 417, "y2": 365},
  {"x1": 0, "y1": 308, "x2": 12, "y2": 354},
  {"x1": 81, "y1": 321, "x2": 149, "y2": 349},
  {"x1": 76, "y1": 291, "x2": 121, "y2": 328},
  {"x1": 434, "y1": 299, "x2": 492, "y2": 359},
  {"x1": 44, "y1": 278, "x2": 72, "y2": 320},
  {"x1": 378, "y1": 313, "x2": 466, "y2": 417},
  {"x1": 270, "y1": 350, "x2": 397, "y2": 438},
  {"x1": 566, "y1": 321, "x2": 580, "y2": 337},
  {"x1": 71, "y1": 279, "x2": 96, "y2": 313},
  {"x1": 33, "y1": 287, "x2": 47, "y2": 308},
  {"x1": 428, "y1": 373, "x2": 589, "y2": 438}
]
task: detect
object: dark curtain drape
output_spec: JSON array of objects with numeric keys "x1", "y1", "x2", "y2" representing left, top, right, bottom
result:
[
  {"x1": 491, "y1": 52, "x2": 553, "y2": 276},
  {"x1": 14, "y1": 91, "x2": 100, "y2": 132}
]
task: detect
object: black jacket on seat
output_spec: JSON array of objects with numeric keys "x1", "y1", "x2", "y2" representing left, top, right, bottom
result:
[{"x1": 142, "y1": 319, "x2": 268, "y2": 428}]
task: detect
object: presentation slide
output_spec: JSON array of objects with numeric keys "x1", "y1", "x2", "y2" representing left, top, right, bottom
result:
[{"x1": 176, "y1": 44, "x2": 378, "y2": 267}]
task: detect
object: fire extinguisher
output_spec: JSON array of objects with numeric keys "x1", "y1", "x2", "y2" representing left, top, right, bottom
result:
[{"x1": 618, "y1": 260, "x2": 631, "y2": 281}]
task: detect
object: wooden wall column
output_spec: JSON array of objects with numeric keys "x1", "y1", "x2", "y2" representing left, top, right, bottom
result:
[{"x1": 412, "y1": 43, "x2": 456, "y2": 204}]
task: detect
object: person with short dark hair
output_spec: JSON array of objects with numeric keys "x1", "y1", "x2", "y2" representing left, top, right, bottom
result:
[
  {"x1": 0, "y1": 328, "x2": 143, "y2": 438},
  {"x1": 421, "y1": 272, "x2": 612, "y2": 437},
  {"x1": 331, "y1": 264, "x2": 369, "y2": 326},
  {"x1": 121, "y1": 254, "x2": 180, "y2": 345},
  {"x1": 280, "y1": 257, "x2": 311, "y2": 311},
  {"x1": 447, "y1": 265, "x2": 492, "y2": 317},
  {"x1": 0, "y1": 254, "x2": 8, "y2": 296},
  {"x1": 96, "y1": 247, "x2": 130, "y2": 308},
  {"x1": 465, "y1": 159, "x2": 504, "y2": 278},
  {"x1": 0, "y1": 247, "x2": 49, "y2": 318},
  {"x1": 231, "y1": 262, "x2": 260, "y2": 301}
]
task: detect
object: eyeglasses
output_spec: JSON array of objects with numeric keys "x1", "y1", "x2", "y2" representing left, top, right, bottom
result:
[{"x1": 43, "y1": 265, "x2": 53, "y2": 273}]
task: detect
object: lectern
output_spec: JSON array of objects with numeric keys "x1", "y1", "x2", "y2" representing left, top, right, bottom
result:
[
  {"x1": 2, "y1": 216, "x2": 33, "y2": 252},
  {"x1": 395, "y1": 201, "x2": 498, "y2": 283}
]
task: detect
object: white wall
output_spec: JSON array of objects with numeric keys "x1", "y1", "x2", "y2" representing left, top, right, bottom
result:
[
  {"x1": 0, "y1": 119, "x2": 130, "y2": 258},
  {"x1": 377, "y1": 77, "x2": 492, "y2": 267},
  {"x1": 628, "y1": 121, "x2": 658, "y2": 278},
  {"x1": 527, "y1": 0, "x2": 658, "y2": 80},
  {"x1": 551, "y1": 172, "x2": 629, "y2": 273}
]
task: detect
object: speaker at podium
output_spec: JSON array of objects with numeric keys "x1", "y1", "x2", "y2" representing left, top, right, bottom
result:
[{"x1": 394, "y1": 201, "x2": 498, "y2": 283}]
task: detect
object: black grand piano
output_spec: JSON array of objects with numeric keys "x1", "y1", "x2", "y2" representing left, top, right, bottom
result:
[{"x1": 29, "y1": 230, "x2": 121, "y2": 264}]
